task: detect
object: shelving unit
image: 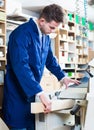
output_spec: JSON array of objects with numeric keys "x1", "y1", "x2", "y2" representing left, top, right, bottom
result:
[
  {"x1": 0, "y1": 0, "x2": 6, "y2": 108},
  {"x1": 55, "y1": 11, "x2": 90, "y2": 79}
]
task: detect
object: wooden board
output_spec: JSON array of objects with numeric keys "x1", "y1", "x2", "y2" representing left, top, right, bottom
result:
[
  {"x1": 0, "y1": 118, "x2": 9, "y2": 130},
  {"x1": 31, "y1": 99, "x2": 75, "y2": 114}
]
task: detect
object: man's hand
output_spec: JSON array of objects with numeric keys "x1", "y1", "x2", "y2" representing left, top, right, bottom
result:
[
  {"x1": 60, "y1": 77, "x2": 80, "y2": 89},
  {"x1": 39, "y1": 93, "x2": 52, "y2": 113}
]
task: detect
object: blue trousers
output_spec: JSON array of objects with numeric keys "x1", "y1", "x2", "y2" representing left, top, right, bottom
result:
[
  {"x1": 10, "y1": 129, "x2": 26, "y2": 130},
  {"x1": 10, "y1": 127, "x2": 34, "y2": 130}
]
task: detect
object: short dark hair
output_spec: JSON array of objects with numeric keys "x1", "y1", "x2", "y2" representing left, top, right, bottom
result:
[{"x1": 39, "y1": 4, "x2": 64, "y2": 23}]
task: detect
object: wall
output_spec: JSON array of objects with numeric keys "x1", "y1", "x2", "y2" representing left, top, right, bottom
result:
[{"x1": 6, "y1": 0, "x2": 39, "y2": 18}]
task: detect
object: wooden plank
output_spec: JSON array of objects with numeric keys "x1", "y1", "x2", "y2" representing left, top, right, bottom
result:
[
  {"x1": 0, "y1": 118, "x2": 9, "y2": 130},
  {"x1": 31, "y1": 99, "x2": 75, "y2": 114}
]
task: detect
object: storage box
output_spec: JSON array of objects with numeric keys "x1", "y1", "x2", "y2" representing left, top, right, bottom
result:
[{"x1": 0, "y1": 11, "x2": 6, "y2": 21}]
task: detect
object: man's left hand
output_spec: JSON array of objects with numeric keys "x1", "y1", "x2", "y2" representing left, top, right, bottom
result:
[{"x1": 60, "y1": 77, "x2": 81, "y2": 89}]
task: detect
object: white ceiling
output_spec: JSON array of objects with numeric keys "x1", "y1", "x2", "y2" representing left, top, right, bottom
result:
[
  {"x1": 7, "y1": 0, "x2": 94, "y2": 22},
  {"x1": 15, "y1": 0, "x2": 76, "y2": 12}
]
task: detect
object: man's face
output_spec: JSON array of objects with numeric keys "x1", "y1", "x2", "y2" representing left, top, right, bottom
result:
[{"x1": 39, "y1": 18, "x2": 60, "y2": 34}]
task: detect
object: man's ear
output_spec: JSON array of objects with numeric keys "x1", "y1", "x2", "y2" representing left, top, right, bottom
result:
[{"x1": 40, "y1": 18, "x2": 46, "y2": 23}]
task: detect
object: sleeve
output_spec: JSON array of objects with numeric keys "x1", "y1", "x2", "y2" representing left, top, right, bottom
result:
[
  {"x1": 45, "y1": 42, "x2": 65, "y2": 81},
  {"x1": 9, "y1": 32, "x2": 43, "y2": 102}
]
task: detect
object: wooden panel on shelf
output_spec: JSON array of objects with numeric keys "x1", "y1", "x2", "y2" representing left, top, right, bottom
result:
[
  {"x1": 0, "y1": 0, "x2": 6, "y2": 111},
  {"x1": 55, "y1": 29, "x2": 60, "y2": 60},
  {"x1": 88, "y1": 48, "x2": 94, "y2": 62},
  {"x1": 0, "y1": 0, "x2": 6, "y2": 70}
]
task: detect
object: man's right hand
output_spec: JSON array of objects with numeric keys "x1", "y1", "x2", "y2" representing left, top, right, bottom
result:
[{"x1": 39, "y1": 93, "x2": 52, "y2": 113}]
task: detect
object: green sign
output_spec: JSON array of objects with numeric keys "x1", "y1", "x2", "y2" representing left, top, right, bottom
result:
[
  {"x1": 75, "y1": 15, "x2": 80, "y2": 24},
  {"x1": 88, "y1": 22, "x2": 94, "y2": 30}
]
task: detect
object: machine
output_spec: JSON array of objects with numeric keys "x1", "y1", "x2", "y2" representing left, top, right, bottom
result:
[
  {"x1": 31, "y1": 76, "x2": 89, "y2": 130},
  {"x1": 84, "y1": 59, "x2": 94, "y2": 130}
]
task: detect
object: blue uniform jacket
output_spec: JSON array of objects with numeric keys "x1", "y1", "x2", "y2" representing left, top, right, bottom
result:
[{"x1": 2, "y1": 18, "x2": 65, "y2": 128}]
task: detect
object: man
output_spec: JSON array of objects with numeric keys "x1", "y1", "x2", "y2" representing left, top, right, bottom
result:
[{"x1": 2, "y1": 4, "x2": 80, "y2": 130}]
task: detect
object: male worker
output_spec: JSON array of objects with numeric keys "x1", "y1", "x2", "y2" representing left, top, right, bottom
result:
[{"x1": 2, "y1": 4, "x2": 80, "y2": 130}]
